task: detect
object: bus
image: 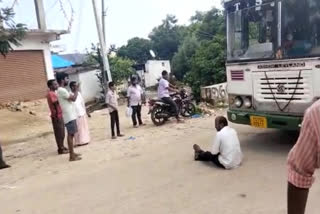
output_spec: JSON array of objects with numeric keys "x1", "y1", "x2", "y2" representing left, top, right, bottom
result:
[{"x1": 224, "y1": 0, "x2": 320, "y2": 130}]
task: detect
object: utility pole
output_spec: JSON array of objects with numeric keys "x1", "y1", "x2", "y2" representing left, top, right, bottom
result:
[
  {"x1": 34, "y1": 0, "x2": 47, "y2": 30},
  {"x1": 91, "y1": 0, "x2": 112, "y2": 88},
  {"x1": 102, "y1": 0, "x2": 106, "y2": 42}
]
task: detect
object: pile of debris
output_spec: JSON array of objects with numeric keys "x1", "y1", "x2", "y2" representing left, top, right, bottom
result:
[
  {"x1": 198, "y1": 102, "x2": 216, "y2": 116},
  {"x1": 0, "y1": 101, "x2": 40, "y2": 115}
]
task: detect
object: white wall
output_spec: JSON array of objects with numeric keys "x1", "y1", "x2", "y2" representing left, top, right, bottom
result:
[
  {"x1": 13, "y1": 34, "x2": 55, "y2": 80},
  {"x1": 78, "y1": 70, "x2": 101, "y2": 102},
  {"x1": 145, "y1": 60, "x2": 171, "y2": 87}
]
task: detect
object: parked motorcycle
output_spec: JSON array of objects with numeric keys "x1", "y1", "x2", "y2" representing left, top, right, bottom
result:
[{"x1": 148, "y1": 89, "x2": 196, "y2": 126}]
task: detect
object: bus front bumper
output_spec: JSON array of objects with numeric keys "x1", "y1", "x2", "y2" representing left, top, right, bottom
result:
[{"x1": 227, "y1": 110, "x2": 303, "y2": 130}]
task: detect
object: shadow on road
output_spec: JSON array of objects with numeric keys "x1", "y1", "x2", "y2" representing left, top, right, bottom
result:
[{"x1": 240, "y1": 128, "x2": 299, "y2": 156}]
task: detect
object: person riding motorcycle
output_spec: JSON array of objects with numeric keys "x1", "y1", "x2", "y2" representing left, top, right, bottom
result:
[{"x1": 157, "y1": 70, "x2": 183, "y2": 123}]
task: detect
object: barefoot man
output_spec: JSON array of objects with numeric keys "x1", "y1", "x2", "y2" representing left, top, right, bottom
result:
[
  {"x1": 56, "y1": 72, "x2": 81, "y2": 162},
  {"x1": 193, "y1": 116, "x2": 243, "y2": 169}
]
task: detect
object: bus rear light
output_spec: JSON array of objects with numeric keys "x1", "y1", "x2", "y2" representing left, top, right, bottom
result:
[{"x1": 231, "y1": 70, "x2": 244, "y2": 81}]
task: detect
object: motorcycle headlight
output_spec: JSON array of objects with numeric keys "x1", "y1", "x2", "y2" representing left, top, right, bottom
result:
[
  {"x1": 234, "y1": 96, "x2": 243, "y2": 108},
  {"x1": 244, "y1": 97, "x2": 252, "y2": 108}
]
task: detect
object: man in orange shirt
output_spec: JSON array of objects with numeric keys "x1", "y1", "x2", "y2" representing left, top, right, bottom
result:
[{"x1": 47, "y1": 79, "x2": 68, "y2": 155}]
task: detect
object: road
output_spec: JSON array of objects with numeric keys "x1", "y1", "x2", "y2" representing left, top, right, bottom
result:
[{"x1": 0, "y1": 106, "x2": 319, "y2": 214}]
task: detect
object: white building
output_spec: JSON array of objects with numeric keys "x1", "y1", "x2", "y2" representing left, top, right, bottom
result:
[{"x1": 144, "y1": 60, "x2": 171, "y2": 88}]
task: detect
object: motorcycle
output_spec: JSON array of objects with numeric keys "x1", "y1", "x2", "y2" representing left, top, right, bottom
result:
[
  {"x1": 178, "y1": 89, "x2": 196, "y2": 118},
  {"x1": 148, "y1": 89, "x2": 196, "y2": 126}
]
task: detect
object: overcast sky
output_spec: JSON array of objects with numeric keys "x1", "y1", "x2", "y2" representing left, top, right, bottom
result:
[{"x1": 2, "y1": 0, "x2": 222, "y2": 53}]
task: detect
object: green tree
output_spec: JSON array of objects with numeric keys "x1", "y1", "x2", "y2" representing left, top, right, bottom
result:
[
  {"x1": 109, "y1": 56, "x2": 134, "y2": 85},
  {"x1": 185, "y1": 35, "x2": 226, "y2": 99},
  {"x1": 117, "y1": 37, "x2": 152, "y2": 64},
  {"x1": 171, "y1": 35, "x2": 199, "y2": 80},
  {"x1": 149, "y1": 15, "x2": 186, "y2": 60},
  {"x1": 86, "y1": 44, "x2": 134, "y2": 86},
  {"x1": 0, "y1": 2, "x2": 27, "y2": 56}
]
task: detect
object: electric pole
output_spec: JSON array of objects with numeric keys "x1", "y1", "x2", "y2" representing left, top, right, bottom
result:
[
  {"x1": 102, "y1": 0, "x2": 106, "y2": 42},
  {"x1": 91, "y1": 0, "x2": 112, "y2": 88},
  {"x1": 34, "y1": 0, "x2": 47, "y2": 30}
]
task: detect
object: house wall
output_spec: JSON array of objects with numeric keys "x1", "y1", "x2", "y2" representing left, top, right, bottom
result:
[
  {"x1": 69, "y1": 70, "x2": 101, "y2": 102},
  {"x1": 0, "y1": 50, "x2": 48, "y2": 103},
  {"x1": 13, "y1": 34, "x2": 54, "y2": 80},
  {"x1": 145, "y1": 60, "x2": 171, "y2": 87}
]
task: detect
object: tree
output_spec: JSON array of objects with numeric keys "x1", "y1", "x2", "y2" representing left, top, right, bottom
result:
[
  {"x1": 185, "y1": 35, "x2": 226, "y2": 99},
  {"x1": 0, "y1": 2, "x2": 27, "y2": 56},
  {"x1": 149, "y1": 15, "x2": 186, "y2": 61},
  {"x1": 87, "y1": 44, "x2": 134, "y2": 86},
  {"x1": 171, "y1": 35, "x2": 199, "y2": 80},
  {"x1": 117, "y1": 37, "x2": 152, "y2": 64}
]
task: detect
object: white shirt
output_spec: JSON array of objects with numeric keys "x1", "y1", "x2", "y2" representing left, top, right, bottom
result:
[
  {"x1": 106, "y1": 90, "x2": 118, "y2": 113},
  {"x1": 57, "y1": 87, "x2": 77, "y2": 124},
  {"x1": 158, "y1": 78, "x2": 170, "y2": 99},
  {"x1": 74, "y1": 92, "x2": 86, "y2": 117},
  {"x1": 127, "y1": 85, "x2": 143, "y2": 106},
  {"x1": 212, "y1": 126, "x2": 243, "y2": 169}
]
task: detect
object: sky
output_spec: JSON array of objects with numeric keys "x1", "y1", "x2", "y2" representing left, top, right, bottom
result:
[{"x1": 2, "y1": 0, "x2": 222, "y2": 53}]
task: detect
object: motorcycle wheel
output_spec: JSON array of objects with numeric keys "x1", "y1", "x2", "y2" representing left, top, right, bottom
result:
[
  {"x1": 151, "y1": 106, "x2": 166, "y2": 126},
  {"x1": 181, "y1": 102, "x2": 196, "y2": 117}
]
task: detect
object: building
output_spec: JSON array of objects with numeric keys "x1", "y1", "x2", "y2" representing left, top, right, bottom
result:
[
  {"x1": 133, "y1": 60, "x2": 171, "y2": 88},
  {"x1": 53, "y1": 54, "x2": 102, "y2": 103},
  {"x1": 0, "y1": 30, "x2": 66, "y2": 104}
]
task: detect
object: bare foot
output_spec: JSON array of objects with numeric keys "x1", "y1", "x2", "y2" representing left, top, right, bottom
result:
[
  {"x1": 193, "y1": 144, "x2": 202, "y2": 152},
  {"x1": 133, "y1": 125, "x2": 139, "y2": 128},
  {"x1": 140, "y1": 123, "x2": 146, "y2": 126},
  {"x1": 58, "y1": 149, "x2": 69, "y2": 155},
  {"x1": 112, "y1": 136, "x2": 117, "y2": 140},
  {"x1": 117, "y1": 134, "x2": 125, "y2": 137},
  {"x1": 69, "y1": 155, "x2": 82, "y2": 162}
]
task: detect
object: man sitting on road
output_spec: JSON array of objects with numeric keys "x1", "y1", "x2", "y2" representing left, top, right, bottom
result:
[
  {"x1": 193, "y1": 116, "x2": 243, "y2": 169},
  {"x1": 157, "y1": 70, "x2": 182, "y2": 123}
]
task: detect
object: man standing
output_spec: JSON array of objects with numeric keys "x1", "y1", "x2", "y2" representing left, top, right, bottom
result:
[
  {"x1": 158, "y1": 70, "x2": 182, "y2": 122},
  {"x1": 127, "y1": 76, "x2": 145, "y2": 128},
  {"x1": 287, "y1": 100, "x2": 320, "y2": 214},
  {"x1": 47, "y1": 79, "x2": 68, "y2": 154},
  {"x1": 56, "y1": 72, "x2": 81, "y2": 162},
  {"x1": 0, "y1": 144, "x2": 10, "y2": 170},
  {"x1": 193, "y1": 116, "x2": 243, "y2": 169},
  {"x1": 106, "y1": 82, "x2": 124, "y2": 139}
]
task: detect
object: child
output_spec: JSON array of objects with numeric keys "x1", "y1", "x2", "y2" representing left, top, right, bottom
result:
[{"x1": 106, "y1": 82, "x2": 124, "y2": 139}]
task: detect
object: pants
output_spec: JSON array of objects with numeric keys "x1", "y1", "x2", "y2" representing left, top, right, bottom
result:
[
  {"x1": 131, "y1": 105, "x2": 143, "y2": 126},
  {"x1": 161, "y1": 97, "x2": 179, "y2": 117},
  {"x1": 51, "y1": 117, "x2": 66, "y2": 152},
  {"x1": 196, "y1": 151, "x2": 225, "y2": 169},
  {"x1": 110, "y1": 110, "x2": 120, "y2": 137},
  {"x1": 0, "y1": 144, "x2": 6, "y2": 165}
]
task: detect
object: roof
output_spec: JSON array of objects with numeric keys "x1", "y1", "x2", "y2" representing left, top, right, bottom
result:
[
  {"x1": 26, "y1": 30, "x2": 68, "y2": 42},
  {"x1": 51, "y1": 54, "x2": 74, "y2": 69},
  {"x1": 59, "y1": 53, "x2": 88, "y2": 65}
]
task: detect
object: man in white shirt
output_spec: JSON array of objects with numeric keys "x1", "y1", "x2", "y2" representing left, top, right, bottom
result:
[
  {"x1": 193, "y1": 116, "x2": 243, "y2": 169},
  {"x1": 106, "y1": 82, "x2": 124, "y2": 139},
  {"x1": 157, "y1": 70, "x2": 182, "y2": 122},
  {"x1": 127, "y1": 76, "x2": 145, "y2": 128},
  {"x1": 56, "y1": 72, "x2": 81, "y2": 162}
]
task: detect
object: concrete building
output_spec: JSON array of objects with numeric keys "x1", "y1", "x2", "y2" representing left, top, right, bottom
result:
[{"x1": 0, "y1": 30, "x2": 66, "y2": 103}]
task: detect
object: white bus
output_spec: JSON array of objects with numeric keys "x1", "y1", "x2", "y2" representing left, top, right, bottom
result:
[{"x1": 224, "y1": 0, "x2": 320, "y2": 130}]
